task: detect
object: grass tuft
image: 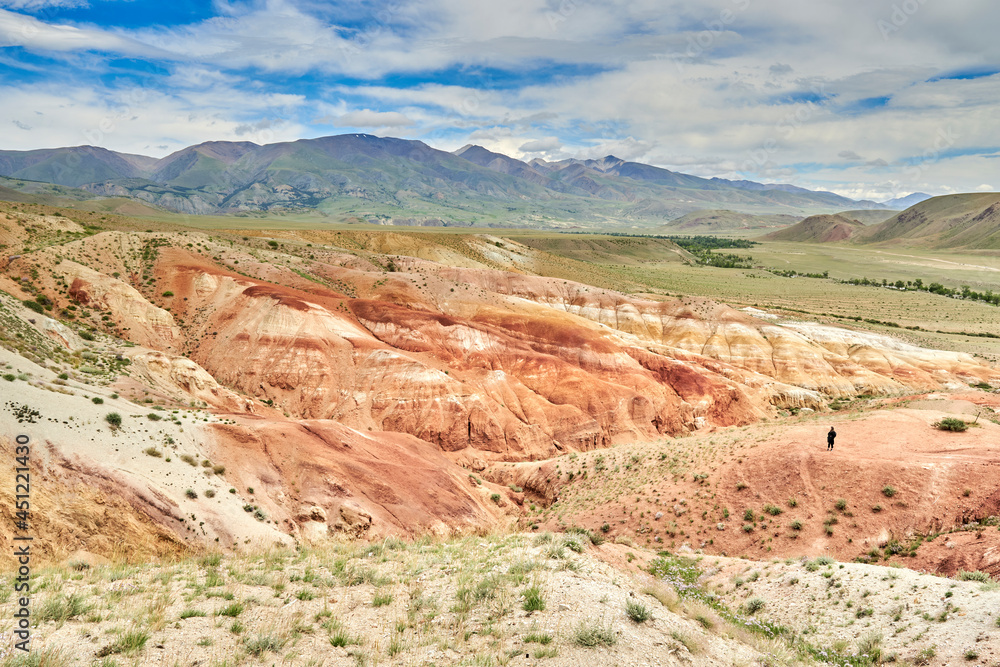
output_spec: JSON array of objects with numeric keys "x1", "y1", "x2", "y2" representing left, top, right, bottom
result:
[
  {"x1": 625, "y1": 599, "x2": 651, "y2": 623},
  {"x1": 573, "y1": 618, "x2": 616, "y2": 647}
]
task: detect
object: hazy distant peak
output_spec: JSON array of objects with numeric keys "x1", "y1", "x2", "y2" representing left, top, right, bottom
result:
[{"x1": 881, "y1": 192, "x2": 933, "y2": 209}]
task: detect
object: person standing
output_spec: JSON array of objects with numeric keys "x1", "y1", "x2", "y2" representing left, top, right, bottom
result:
[{"x1": 827, "y1": 426, "x2": 836, "y2": 451}]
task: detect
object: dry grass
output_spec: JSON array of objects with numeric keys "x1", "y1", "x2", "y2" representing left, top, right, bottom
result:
[{"x1": 0, "y1": 534, "x2": 768, "y2": 666}]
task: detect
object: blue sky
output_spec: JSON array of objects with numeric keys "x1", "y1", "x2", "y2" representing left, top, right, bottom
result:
[{"x1": 1, "y1": 0, "x2": 999, "y2": 200}]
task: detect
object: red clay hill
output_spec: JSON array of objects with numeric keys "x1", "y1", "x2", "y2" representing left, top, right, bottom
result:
[{"x1": 0, "y1": 210, "x2": 998, "y2": 564}]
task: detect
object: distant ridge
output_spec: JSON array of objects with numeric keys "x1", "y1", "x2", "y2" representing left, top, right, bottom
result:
[
  {"x1": 881, "y1": 192, "x2": 933, "y2": 209},
  {"x1": 663, "y1": 209, "x2": 801, "y2": 233},
  {"x1": 0, "y1": 134, "x2": 891, "y2": 225},
  {"x1": 834, "y1": 209, "x2": 897, "y2": 225}
]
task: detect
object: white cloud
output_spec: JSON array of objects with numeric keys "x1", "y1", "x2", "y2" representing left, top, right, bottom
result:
[
  {"x1": 0, "y1": 0, "x2": 89, "y2": 9},
  {"x1": 0, "y1": 83, "x2": 310, "y2": 155},
  {"x1": 0, "y1": 8, "x2": 164, "y2": 55},
  {"x1": 3, "y1": 0, "x2": 1000, "y2": 195},
  {"x1": 976, "y1": 184, "x2": 994, "y2": 192},
  {"x1": 323, "y1": 110, "x2": 415, "y2": 128},
  {"x1": 518, "y1": 136, "x2": 561, "y2": 152}
]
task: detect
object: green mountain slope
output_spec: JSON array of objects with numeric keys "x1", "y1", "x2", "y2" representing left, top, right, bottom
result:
[{"x1": 0, "y1": 134, "x2": 890, "y2": 227}]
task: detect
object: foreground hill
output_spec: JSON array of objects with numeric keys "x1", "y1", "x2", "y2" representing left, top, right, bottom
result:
[
  {"x1": 858, "y1": 192, "x2": 1000, "y2": 248},
  {"x1": 762, "y1": 213, "x2": 866, "y2": 242},
  {"x1": 8, "y1": 531, "x2": 993, "y2": 666},
  {"x1": 0, "y1": 135, "x2": 885, "y2": 225}
]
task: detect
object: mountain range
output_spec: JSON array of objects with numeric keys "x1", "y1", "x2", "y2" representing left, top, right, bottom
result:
[{"x1": 0, "y1": 134, "x2": 904, "y2": 227}]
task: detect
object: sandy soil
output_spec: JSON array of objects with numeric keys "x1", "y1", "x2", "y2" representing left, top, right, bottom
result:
[
  {"x1": 704, "y1": 554, "x2": 1000, "y2": 666},
  {"x1": 0, "y1": 536, "x2": 771, "y2": 666},
  {"x1": 514, "y1": 394, "x2": 1000, "y2": 576}
]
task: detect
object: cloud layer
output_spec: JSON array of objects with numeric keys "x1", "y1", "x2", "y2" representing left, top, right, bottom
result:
[{"x1": 1, "y1": 0, "x2": 998, "y2": 199}]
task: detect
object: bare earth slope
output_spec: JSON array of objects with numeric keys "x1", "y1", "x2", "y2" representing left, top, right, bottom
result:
[
  {"x1": 0, "y1": 206, "x2": 998, "y2": 566},
  {"x1": 763, "y1": 213, "x2": 865, "y2": 243}
]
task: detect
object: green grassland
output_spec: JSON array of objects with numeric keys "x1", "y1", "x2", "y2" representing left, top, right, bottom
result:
[{"x1": 489, "y1": 232, "x2": 1000, "y2": 360}]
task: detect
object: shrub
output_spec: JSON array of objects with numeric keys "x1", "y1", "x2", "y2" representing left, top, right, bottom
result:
[
  {"x1": 204, "y1": 489, "x2": 216, "y2": 498},
  {"x1": 524, "y1": 629, "x2": 553, "y2": 644},
  {"x1": 857, "y1": 632, "x2": 883, "y2": 663},
  {"x1": 329, "y1": 630, "x2": 361, "y2": 647},
  {"x1": 143, "y1": 447, "x2": 162, "y2": 458},
  {"x1": 743, "y1": 598, "x2": 765, "y2": 615},
  {"x1": 162, "y1": 291, "x2": 174, "y2": 297},
  {"x1": 522, "y1": 584, "x2": 546, "y2": 612},
  {"x1": 573, "y1": 618, "x2": 616, "y2": 647},
  {"x1": 217, "y1": 603, "x2": 244, "y2": 617},
  {"x1": 372, "y1": 592, "x2": 393, "y2": 607},
  {"x1": 104, "y1": 412, "x2": 122, "y2": 429},
  {"x1": 37, "y1": 593, "x2": 90, "y2": 623},
  {"x1": 934, "y1": 417, "x2": 969, "y2": 432},
  {"x1": 790, "y1": 520, "x2": 803, "y2": 531},
  {"x1": 625, "y1": 599, "x2": 651, "y2": 623},
  {"x1": 91, "y1": 397, "x2": 104, "y2": 404},
  {"x1": 787, "y1": 497, "x2": 798, "y2": 508},
  {"x1": 914, "y1": 645, "x2": 936, "y2": 665},
  {"x1": 742, "y1": 524, "x2": 754, "y2": 533},
  {"x1": 243, "y1": 634, "x2": 284, "y2": 657},
  {"x1": 23, "y1": 299, "x2": 44, "y2": 314},
  {"x1": 180, "y1": 454, "x2": 197, "y2": 466},
  {"x1": 736, "y1": 481, "x2": 748, "y2": 490},
  {"x1": 872, "y1": 504, "x2": 883, "y2": 512},
  {"x1": 764, "y1": 504, "x2": 782, "y2": 516},
  {"x1": 147, "y1": 413, "x2": 162, "y2": 421},
  {"x1": 213, "y1": 465, "x2": 226, "y2": 475},
  {"x1": 956, "y1": 570, "x2": 989, "y2": 582},
  {"x1": 3, "y1": 374, "x2": 17, "y2": 382},
  {"x1": 882, "y1": 485, "x2": 896, "y2": 498},
  {"x1": 97, "y1": 630, "x2": 149, "y2": 657},
  {"x1": 743, "y1": 508, "x2": 755, "y2": 522},
  {"x1": 835, "y1": 498, "x2": 847, "y2": 511},
  {"x1": 490, "y1": 493, "x2": 501, "y2": 503},
  {"x1": 185, "y1": 489, "x2": 197, "y2": 499}
]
